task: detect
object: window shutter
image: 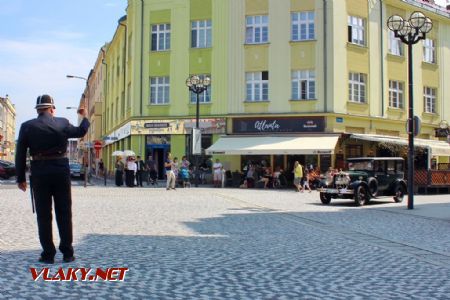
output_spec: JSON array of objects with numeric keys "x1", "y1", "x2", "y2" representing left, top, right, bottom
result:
[{"x1": 348, "y1": 25, "x2": 352, "y2": 43}]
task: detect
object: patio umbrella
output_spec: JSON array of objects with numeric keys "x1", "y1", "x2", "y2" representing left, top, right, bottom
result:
[
  {"x1": 112, "y1": 150, "x2": 124, "y2": 156},
  {"x1": 123, "y1": 150, "x2": 136, "y2": 157}
]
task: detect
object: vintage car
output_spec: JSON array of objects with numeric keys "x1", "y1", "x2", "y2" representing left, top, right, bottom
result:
[
  {"x1": 0, "y1": 160, "x2": 16, "y2": 179},
  {"x1": 318, "y1": 157, "x2": 407, "y2": 206}
]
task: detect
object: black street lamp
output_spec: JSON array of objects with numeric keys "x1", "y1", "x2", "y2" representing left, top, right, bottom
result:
[
  {"x1": 387, "y1": 12, "x2": 433, "y2": 209},
  {"x1": 67, "y1": 74, "x2": 90, "y2": 188},
  {"x1": 185, "y1": 75, "x2": 211, "y2": 187}
]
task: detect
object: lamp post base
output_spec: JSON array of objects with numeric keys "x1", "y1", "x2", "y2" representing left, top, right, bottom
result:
[{"x1": 194, "y1": 155, "x2": 199, "y2": 187}]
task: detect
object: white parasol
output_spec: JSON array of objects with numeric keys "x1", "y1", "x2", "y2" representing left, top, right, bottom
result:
[
  {"x1": 123, "y1": 150, "x2": 136, "y2": 157},
  {"x1": 112, "y1": 150, "x2": 124, "y2": 156}
]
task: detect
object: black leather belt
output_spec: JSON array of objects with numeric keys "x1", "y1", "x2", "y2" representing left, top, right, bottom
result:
[{"x1": 32, "y1": 153, "x2": 67, "y2": 161}]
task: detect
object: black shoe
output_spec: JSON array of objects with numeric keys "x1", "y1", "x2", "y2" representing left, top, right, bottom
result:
[
  {"x1": 63, "y1": 256, "x2": 76, "y2": 263},
  {"x1": 38, "y1": 256, "x2": 54, "y2": 264}
]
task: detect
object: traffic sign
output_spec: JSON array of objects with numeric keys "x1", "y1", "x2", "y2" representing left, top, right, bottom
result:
[
  {"x1": 94, "y1": 141, "x2": 102, "y2": 150},
  {"x1": 406, "y1": 116, "x2": 421, "y2": 137}
]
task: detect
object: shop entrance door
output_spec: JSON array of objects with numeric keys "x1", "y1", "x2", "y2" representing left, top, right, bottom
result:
[{"x1": 146, "y1": 144, "x2": 170, "y2": 179}]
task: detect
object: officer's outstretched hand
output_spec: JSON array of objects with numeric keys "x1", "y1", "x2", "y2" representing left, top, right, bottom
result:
[
  {"x1": 18, "y1": 182, "x2": 27, "y2": 192},
  {"x1": 77, "y1": 108, "x2": 86, "y2": 117}
]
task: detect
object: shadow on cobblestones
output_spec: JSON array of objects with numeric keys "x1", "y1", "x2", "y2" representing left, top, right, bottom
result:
[{"x1": 2, "y1": 209, "x2": 450, "y2": 299}]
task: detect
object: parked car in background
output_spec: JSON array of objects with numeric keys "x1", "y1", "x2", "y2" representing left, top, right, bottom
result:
[
  {"x1": 69, "y1": 162, "x2": 85, "y2": 179},
  {"x1": 318, "y1": 157, "x2": 407, "y2": 206},
  {"x1": 0, "y1": 160, "x2": 16, "y2": 179}
]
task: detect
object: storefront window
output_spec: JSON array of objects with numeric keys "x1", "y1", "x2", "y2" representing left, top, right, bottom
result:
[
  {"x1": 146, "y1": 135, "x2": 171, "y2": 145},
  {"x1": 304, "y1": 155, "x2": 318, "y2": 170},
  {"x1": 185, "y1": 134, "x2": 212, "y2": 161},
  {"x1": 241, "y1": 155, "x2": 271, "y2": 171},
  {"x1": 274, "y1": 155, "x2": 284, "y2": 171},
  {"x1": 346, "y1": 144, "x2": 363, "y2": 158}
]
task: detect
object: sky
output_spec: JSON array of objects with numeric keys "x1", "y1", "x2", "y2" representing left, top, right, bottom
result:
[
  {"x1": 0, "y1": 0, "x2": 448, "y2": 138},
  {"x1": 0, "y1": 0, "x2": 127, "y2": 136}
]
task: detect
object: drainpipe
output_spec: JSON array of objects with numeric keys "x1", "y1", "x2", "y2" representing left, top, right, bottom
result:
[
  {"x1": 101, "y1": 47, "x2": 108, "y2": 172},
  {"x1": 140, "y1": 0, "x2": 144, "y2": 116},
  {"x1": 323, "y1": 0, "x2": 328, "y2": 113},
  {"x1": 101, "y1": 48, "x2": 108, "y2": 137},
  {"x1": 118, "y1": 16, "x2": 128, "y2": 119},
  {"x1": 380, "y1": 0, "x2": 385, "y2": 117}
]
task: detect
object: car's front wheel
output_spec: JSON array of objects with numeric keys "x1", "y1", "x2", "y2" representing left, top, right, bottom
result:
[
  {"x1": 393, "y1": 184, "x2": 406, "y2": 203},
  {"x1": 320, "y1": 192, "x2": 332, "y2": 205},
  {"x1": 354, "y1": 185, "x2": 369, "y2": 206}
]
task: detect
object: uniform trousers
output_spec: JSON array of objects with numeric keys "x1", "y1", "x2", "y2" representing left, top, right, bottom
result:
[{"x1": 32, "y1": 173, "x2": 73, "y2": 259}]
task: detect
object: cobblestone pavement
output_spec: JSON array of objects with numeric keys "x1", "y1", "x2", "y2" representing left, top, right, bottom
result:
[{"x1": 1, "y1": 183, "x2": 450, "y2": 299}]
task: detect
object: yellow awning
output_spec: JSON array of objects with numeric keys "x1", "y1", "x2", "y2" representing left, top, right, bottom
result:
[
  {"x1": 350, "y1": 133, "x2": 450, "y2": 156},
  {"x1": 206, "y1": 135, "x2": 339, "y2": 155}
]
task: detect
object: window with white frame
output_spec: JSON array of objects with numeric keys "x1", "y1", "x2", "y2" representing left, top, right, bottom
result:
[
  {"x1": 246, "y1": 71, "x2": 269, "y2": 101},
  {"x1": 348, "y1": 72, "x2": 367, "y2": 103},
  {"x1": 348, "y1": 16, "x2": 365, "y2": 46},
  {"x1": 424, "y1": 86, "x2": 436, "y2": 113},
  {"x1": 388, "y1": 30, "x2": 403, "y2": 56},
  {"x1": 423, "y1": 38, "x2": 436, "y2": 63},
  {"x1": 389, "y1": 80, "x2": 404, "y2": 109},
  {"x1": 245, "y1": 15, "x2": 269, "y2": 44},
  {"x1": 191, "y1": 20, "x2": 212, "y2": 48},
  {"x1": 291, "y1": 11, "x2": 315, "y2": 41},
  {"x1": 292, "y1": 70, "x2": 315, "y2": 100},
  {"x1": 190, "y1": 74, "x2": 211, "y2": 103},
  {"x1": 151, "y1": 24, "x2": 170, "y2": 51},
  {"x1": 150, "y1": 76, "x2": 170, "y2": 104}
]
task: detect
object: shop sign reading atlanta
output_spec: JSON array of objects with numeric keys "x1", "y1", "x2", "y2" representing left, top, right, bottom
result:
[{"x1": 233, "y1": 117, "x2": 325, "y2": 134}]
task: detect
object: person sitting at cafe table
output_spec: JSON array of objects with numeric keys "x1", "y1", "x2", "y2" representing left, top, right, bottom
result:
[
  {"x1": 259, "y1": 167, "x2": 273, "y2": 189},
  {"x1": 245, "y1": 164, "x2": 256, "y2": 188}
]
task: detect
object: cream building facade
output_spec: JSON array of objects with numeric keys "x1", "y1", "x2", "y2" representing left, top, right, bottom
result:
[{"x1": 0, "y1": 95, "x2": 16, "y2": 162}]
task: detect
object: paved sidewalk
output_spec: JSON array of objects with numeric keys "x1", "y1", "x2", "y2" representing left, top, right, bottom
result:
[
  {"x1": 377, "y1": 197, "x2": 450, "y2": 222},
  {"x1": 1, "y1": 186, "x2": 449, "y2": 299}
]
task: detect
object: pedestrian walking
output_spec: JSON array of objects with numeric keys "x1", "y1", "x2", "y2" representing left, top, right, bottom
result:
[
  {"x1": 98, "y1": 158, "x2": 104, "y2": 177},
  {"x1": 125, "y1": 156, "x2": 137, "y2": 187},
  {"x1": 303, "y1": 168, "x2": 312, "y2": 193},
  {"x1": 293, "y1": 161, "x2": 304, "y2": 192},
  {"x1": 146, "y1": 155, "x2": 157, "y2": 185},
  {"x1": 115, "y1": 156, "x2": 124, "y2": 186},
  {"x1": 165, "y1": 152, "x2": 176, "y2": 190},
  {"x1": 135, "y1": 156, "x2": 145, "y2": 187},
  {"x1": 15, "y1": 94, "x2": 90, "y2": 264},
  {"x1": 199, "y1": 159, "x2": 209, "y2": 184},
  {"x1": 180, "y1": 156, "x2": 191, "y2": 188},
  {"x1": 213, "y1": 159, "x2": 223, "y2": 188}
]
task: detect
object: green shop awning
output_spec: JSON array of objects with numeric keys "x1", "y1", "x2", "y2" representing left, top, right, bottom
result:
[{"x1": 350, "y1": 133, "x2": 450, "y2": 156}]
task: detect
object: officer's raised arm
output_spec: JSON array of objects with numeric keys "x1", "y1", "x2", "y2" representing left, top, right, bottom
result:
[{"x1": 64, "y1": 107, "x2": 90, "y2": 138}]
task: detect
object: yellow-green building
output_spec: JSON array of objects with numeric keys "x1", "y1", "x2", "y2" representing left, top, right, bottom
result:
[{"x1": 100, "y1": 0, "x2": 450, "y2": 177}]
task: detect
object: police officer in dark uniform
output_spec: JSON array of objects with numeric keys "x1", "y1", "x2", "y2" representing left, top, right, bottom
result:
[{"x1": 15, "y1": 95, "x2": 90, "y2": 264}]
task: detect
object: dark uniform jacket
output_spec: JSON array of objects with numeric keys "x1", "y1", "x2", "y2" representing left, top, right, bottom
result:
[{"x1": 15, "y1": 112, "x2": 90, "y2": 183}]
